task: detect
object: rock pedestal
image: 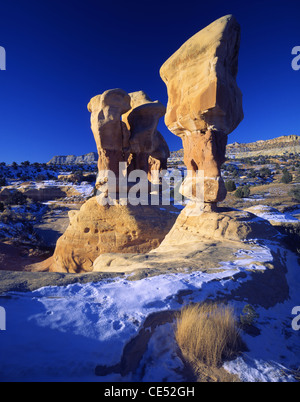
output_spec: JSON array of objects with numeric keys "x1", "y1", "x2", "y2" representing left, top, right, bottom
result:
[
  {"x1": 160, "y1": 14, "x2": 244, "y2": 208},
  {"x1": 46, "y1": 89, "x2": 173, "y2": 273},
  {"x1": 47, "y1": 197, "x2": 177, "y2": 273},
  {"x1": 87, "y1": 89, "x2": 132, "y2": 190}
]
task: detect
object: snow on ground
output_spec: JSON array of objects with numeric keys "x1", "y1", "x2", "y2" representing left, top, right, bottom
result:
[
  {"x1": 17, "y1": 179, "x2": 94, "y2": 199},
  {"x1": 248, "y1": 205, "x2": 300, "y2": 224},
  {"x1": 224, "y1": 248, "x2": 300, "y2": 382},
  {"x1": 0, "y1": 240, "x2": 299, "y2": 382}
]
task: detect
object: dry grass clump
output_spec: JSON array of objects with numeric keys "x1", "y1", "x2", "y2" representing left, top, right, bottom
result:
[{"x1": 175, "y1": 302, "x2": 241, "y2": 368}]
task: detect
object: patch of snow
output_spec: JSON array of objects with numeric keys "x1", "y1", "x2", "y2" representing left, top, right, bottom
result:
[
  {"x1": 248, "y1": 205, "x2": 299, "y2": 224},
  {"x1": 0, "y1": 241, "x2": 299, "y2": 382}
]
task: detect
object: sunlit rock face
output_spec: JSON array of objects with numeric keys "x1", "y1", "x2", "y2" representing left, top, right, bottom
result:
[
  {"x1": 44, "y1": 90, "x2": 174, "y2": 274},
  {"x1": 88, "y1": 89, "x2": 169, "y2": 190},
  {"x1": 87, "y1": 89, "x2": 132, "y2": 189},
  {"x1": 160, "y1": 15, "x2": 244, "y2": 207}
]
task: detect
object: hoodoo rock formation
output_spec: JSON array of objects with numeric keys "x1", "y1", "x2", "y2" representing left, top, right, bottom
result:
[
  {"x1": 87, "y1": 89, "x2": 132, "y2": 192},
  {"x1": 122, "y1": 91, "x2": 169, "y2": 182},
  {"x1": 151, "y1": 15, "x2": 278, "y2": 250},
  {"x1": 42, "y1": 90, "x2": 176, "y2": 273},
  {"x1": 160, "y1": 14, "x2": 244, "y2": 209}
]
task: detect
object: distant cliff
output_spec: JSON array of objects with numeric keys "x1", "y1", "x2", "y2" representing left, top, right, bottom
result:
[
  {"x1": 47, "y1": 152, "x2": 98, "y2": 165},
  {"x1": 170, "y1": 135, "x2": 300, "y2": 159},
  {"x1": 226, "y1": 135, "x2": 300, "y2": 158},
  {"x1": 48, "y1": 135, "x2": 299, "y2": 165}
]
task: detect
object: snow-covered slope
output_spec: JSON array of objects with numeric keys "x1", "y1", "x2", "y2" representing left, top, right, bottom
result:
[{"x1": 0, "y1": 241, "x2": 299, "y2": 382}]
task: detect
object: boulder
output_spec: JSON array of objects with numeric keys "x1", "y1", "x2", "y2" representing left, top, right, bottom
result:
[{"x1": 47, "y1": 196, "x2": 178, "y2": 273}]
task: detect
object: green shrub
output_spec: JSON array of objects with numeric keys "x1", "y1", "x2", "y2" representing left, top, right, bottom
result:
[
  {"x1": 240, "y1": 305, "x2": 259, "y2": 327},
  {"x1": 247, "y1": 169, "x2": 257, "y2": 179},
  {"x1": 4, "y1": 190, "x2": 28, "y2": 206},
  {"x1": 0, "y1": 177, "x2": 7, "y2": 187},
  {"x1": 259, "y1": 167, "x2": 272, "y2": 178},
  {"x1": 289, "y1": 187, "x2": 300, "y2": 202},
  {"x1": 225, "y1": 180, "x2": 237, "y2": 192},
  {"x1": 234, "y1": 185, "x2": 251, "y2": 199},
  {"x1": 281, "y1": 169, "x2": 293, "y2": 184}
]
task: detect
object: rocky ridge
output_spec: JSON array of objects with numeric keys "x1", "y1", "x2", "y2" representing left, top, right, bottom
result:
[
  {"x1": 170, "y1": 135, "x2": 300, "y2": 160},
  {"x1": 47, "y1": 137, "x2": 300, "y2": 165},
  {"x1": 47, "y1": 152, "x2": 98, "y2": 165}
]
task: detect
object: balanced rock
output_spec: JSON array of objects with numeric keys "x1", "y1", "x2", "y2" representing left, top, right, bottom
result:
[{"x1": 160, "y1": 15, "x2": 243, "y2": 207}]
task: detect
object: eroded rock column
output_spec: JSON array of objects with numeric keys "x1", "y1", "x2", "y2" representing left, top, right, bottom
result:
[
  {"x1": 160, "y1": 14, "x2": 244, "y2": 210},
  {"x1": 87, "y1": 88, "x2": 131, "y2": 191},
  {"x1": 122, "y1": 91, "x2": 167, "y2": 176}
]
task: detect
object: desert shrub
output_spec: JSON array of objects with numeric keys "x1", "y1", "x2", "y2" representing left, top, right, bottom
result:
[
  {"x1": 239, "y1": 304, "x2": 259, "y2": 327},
  {"x1": 259, "y1": 167, "x2": 272, "y2": 178},
  {"x1": 277, "y1": 224, "x2": 300, "y2": 255},
  {"x1": 175, "y1": 302, "x2": 241, "y2": 367},
  {"x1": 231, "y1": 169, "x2": 240, "y2": 178},
  {"x1": 4, "y1": 190, "x2": 28, "y2": 205},
  {"x1": 82, "y1": 173, "x2": 97, "y2": 183},
  {"x1": 281, "y1": 169, "x2": 293, "y2": 184},
  {"x1": 247, "y1": 169, "x2": 257, "y2": 179},
  {"x1": 35, "y1": 174, "x2": 47, "y2": 182},
  {"x1": 225, "y1": 180, "x2": 236, "y2": 193},
  {"x1": 289, "y1": 187, "x2": 300, "y2": 202},
  {"x1": 0, "y1": 176, "x2": 7, "y2": 187},
  {"x1": 234, "y1": 185, "x2": 251, "y2": 199}
]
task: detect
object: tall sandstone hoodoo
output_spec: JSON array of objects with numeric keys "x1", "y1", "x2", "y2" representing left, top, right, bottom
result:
[
  {"x1": 122, "y1": 90, "x2": 169, "y2": 179},
  {"x1": 44, "y1": 89, "x2": 176, "y2": 273},
  {"x1": 87, "y1": 89, "x2": 132, "y2": 191},
  {"x1": 160, "y1": 14, "x2": 244, "y2": 209},
  {"x1": 155, "y1": 15, "x2": 274, "y2": 248}
]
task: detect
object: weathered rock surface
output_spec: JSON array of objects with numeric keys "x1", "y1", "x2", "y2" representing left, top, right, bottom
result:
[
  {"x1": 148, "y1": 131, "x2": 170, "y2": 183},
  {"x1": 160, "y1": 15, "x2": 243, "y2": 205},
  {"x1": 47, "y1": 152, "x2": 98, "y2": 165},
  {"x1": 157, "y1": 204, "x2": 279, "y2": 246},
  {"x1": 88, "y1": 89, "x2": 169, "y2": 191},
  {"x1": 160, "y1": 14, "x2": 243, "y2": 137},
  {"x1": 92, "y1": 239, "x2": 244, "y2": 274},
  {"x1": 122, "y1": 91, "x2": 168, "y2": 176},
  {"x1": 46, "y1": 196, "x2": 178, "y2": 273},
  {"x1": 44, "y1": 89, "x2": 171, "y2": 273},
  {"x1": 91, "y1": 203, "x2": 281, "y2": 273},
  {"x1": 87, "y1": 89, "x2": 132, "y2": 188},
  {"x1": 227, "y1": 135, "x2": 300, "y2": 159},
  {"x1": 0, "y1": 184, "x2": 77, "y2": 202}
]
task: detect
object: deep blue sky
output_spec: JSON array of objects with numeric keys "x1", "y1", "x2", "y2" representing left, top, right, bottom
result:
[{"x1": 0, "y1": 0, "x2": 299, "y2": 163}]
